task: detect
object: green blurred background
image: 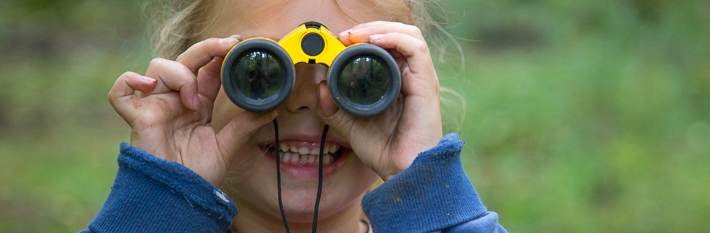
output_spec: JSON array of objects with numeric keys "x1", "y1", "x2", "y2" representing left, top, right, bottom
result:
[{"x1": 0, "y1": 0, "x2": 708, "y2": 232}]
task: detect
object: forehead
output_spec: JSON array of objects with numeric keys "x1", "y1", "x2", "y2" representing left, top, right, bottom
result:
[{"x1": 202, "y1": 0, "x2": 395, "y2": 40}]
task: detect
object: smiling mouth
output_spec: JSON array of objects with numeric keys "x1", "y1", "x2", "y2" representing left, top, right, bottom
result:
[{"x1": 263, "y1": 142, "x2": 347, "y2": 167}]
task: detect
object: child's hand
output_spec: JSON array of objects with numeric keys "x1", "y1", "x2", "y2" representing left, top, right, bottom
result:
[
  {"x1": 108, "y1": 36, "x2": 277, "y2": 186},
  {"x1": 318, "y1": 21, "x2": 444, "y2": 181}
]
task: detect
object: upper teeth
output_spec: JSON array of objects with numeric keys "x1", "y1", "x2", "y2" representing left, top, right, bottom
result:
[{"x1": 279, "y1": 144, "x2": 340, "y2": 155}]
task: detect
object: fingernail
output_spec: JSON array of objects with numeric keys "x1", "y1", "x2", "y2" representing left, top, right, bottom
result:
[
  {"x1": 271, "y1": 111, "x2": 278, "y2": 119},
  {"x1": 352, "y1": 28, "x2": 366, "y2": 34},
  {"x1": 220, "y1": 37, "x2": 238, "y2": 45},
  {"x1": 339, "y1": 30, "x2": 352, "y2": 39},
  {"x1": 370, "y1": 34, "x2": 385, "y2": 42},
  {"x1": 192, "y1": 94, "x2": 200, "y2": 110},
  {"x1": 140, "y1": 76, "x2": 156, "y2": 83}
]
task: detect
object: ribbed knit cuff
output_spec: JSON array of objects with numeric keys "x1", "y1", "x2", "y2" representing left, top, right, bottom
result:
[
  {"x1": 362, "y1": 133, "x2": 487, "y2": 233},
  {"x1": 85, "y1": 143, "x2": 238, "y2": 233}
]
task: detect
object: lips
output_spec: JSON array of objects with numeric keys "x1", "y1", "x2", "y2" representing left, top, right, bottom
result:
[{"x1": 259, "y1": 136, "x2": 351, "y2": 179}]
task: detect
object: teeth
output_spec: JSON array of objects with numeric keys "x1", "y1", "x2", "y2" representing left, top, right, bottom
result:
[
  {"x1": 330, "y1": 145, "x2": 339, "y2": 153},
  {"x1": 276, "y1": 151, "x2": 338, "y2": 165},
  {"x1": 298, "y1": 147, "x2": 309, "y2": 155},
  {"x1": 324, "y1": 154, "x2": 333, "y2": 165},
  {"x1": 273, "y1": 143, "x2": 342, "y2": 165},
  {"x1": 282, "y1": 152, "x2": 291, "y2": 162},
  {"x1": 277, "y1": 145, "x2": 340, "y2": 155}
]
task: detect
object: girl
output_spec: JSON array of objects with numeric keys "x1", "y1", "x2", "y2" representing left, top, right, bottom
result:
[{"x1": 83, "y1": 0, "x2": 506, "y2": 232}]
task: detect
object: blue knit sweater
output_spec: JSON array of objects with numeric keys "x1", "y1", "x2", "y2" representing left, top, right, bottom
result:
[{"x1": 81, "y1": 133, "x2": 506, "y2": 233}]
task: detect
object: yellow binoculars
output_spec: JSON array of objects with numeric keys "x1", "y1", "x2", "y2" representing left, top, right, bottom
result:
[{"x1": 221, "y1": 22, "x2": 401, "y2": 117}]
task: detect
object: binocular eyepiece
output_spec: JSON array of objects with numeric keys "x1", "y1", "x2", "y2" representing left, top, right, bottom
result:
[{"x1": 221, "y1": 22, "x2": 401, "y2": 117}]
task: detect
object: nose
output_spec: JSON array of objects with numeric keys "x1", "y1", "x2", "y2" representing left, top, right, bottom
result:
[{"x1": 284, "y1": 63, "x2": 328, "y2": 113}]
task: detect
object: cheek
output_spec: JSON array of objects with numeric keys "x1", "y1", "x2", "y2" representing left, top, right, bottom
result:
[
  {"x1": 318, "y1": 156, "x2": 380, "y2": 212},
  {"x1": 224, "y1": 147, "x2": 264, "y2": 185},
  {"x1": 337, "y1": 156, "x2": 380, "y2": 195}
]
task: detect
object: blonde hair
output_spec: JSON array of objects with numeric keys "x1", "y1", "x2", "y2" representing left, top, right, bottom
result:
[{"x1": 147, "y1": 0, "x2": 213, "y2": 60}]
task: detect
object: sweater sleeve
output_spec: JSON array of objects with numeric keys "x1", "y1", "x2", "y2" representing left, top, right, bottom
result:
[
  {"x1": 362, "y1": 133, "x2": 507, "y2": 233},
  {"x1": 79, "y1": 143, "x2": 238, "y2": 233}
]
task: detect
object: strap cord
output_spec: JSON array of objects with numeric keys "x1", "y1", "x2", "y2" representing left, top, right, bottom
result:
[
  {"x1": 274, "y1": 119, "x2": 291, "y2": 233},
  {"x1": 274, "y1": 120, "x2": 329, "y2": 233},
  {"x1": 312, "y1": 125, "x2": 329, "y2": 232}
]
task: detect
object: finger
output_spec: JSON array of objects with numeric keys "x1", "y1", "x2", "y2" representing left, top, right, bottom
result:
[
  {"x1": 338, "y1": 21, "x2": 424, "y2": 46},
  {"x1": 316, "y1": 81, "x2": 338, "y2": 118},
  {"x1": 387, "y1": 48, "x2": 406, "y2": 60},
  {"x1": 216, "y1": 110, "x2": 278, "y2": 161},
  {"x1": 175, "y1": 35, "x2": 241, "y2": 74},
  {"x1": 144, "y1": 58, "x2": 200, "y2": 111},
  {"x1": 316, "y1": 82, "x2": 355, "y2": 141},
  {"x1": 369, "y1": 33, "x2": 439, "y2": 99},
  {"x1": 369, "y1": 33, "x2": 430, "y2": 58},
  {"x1": 108, "y1": 71, "x2": 157, "y2": 122},
  {"x1": 196, "y1": 57, "x2": 224, "y2": 103}
]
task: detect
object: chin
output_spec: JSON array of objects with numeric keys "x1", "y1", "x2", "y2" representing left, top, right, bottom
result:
[{"x1": 271, "y1": 157, "x2": 375, "y2": 220}]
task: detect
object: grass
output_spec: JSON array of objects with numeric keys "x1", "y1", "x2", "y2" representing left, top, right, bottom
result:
[{"x1": 437, "y1": 0, "x2": 710, "y2": 231}]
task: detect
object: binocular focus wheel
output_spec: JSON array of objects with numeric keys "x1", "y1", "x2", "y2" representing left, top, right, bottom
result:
[
  {"x1": 222, "y1": 39, "x2": 295, "y2": 112},
  {"x1": 327, "y1": 44, "x2": 401, "y2": 118}
]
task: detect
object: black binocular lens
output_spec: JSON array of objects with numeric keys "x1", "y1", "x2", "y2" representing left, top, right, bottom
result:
[
  {"x1": 231, "y1": 51, "x2": 284, "y2": 100},
  {"x1": 336, "y1": 56, "x2": 391, "y2": 105},
  {"x1": 222, "y1": 39, "x2": 295, "y2": 112},
  {"x1": 328, "y1": 44, "x2": 401, "y2": 117}
]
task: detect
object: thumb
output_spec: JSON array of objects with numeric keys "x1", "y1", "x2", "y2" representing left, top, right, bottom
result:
[
  {"x1": 216, "y1": 110, "x2": 278, "y2": 162},
  {"x1": 316, "y1": 82, "x2": 356, "y2": 141}
]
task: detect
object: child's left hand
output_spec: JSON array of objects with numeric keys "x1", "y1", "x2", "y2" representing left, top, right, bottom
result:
[{"x1": 317, "y1": 21, "x2": 443, "y2": 181}]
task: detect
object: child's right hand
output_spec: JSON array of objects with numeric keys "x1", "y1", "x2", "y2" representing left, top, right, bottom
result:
[{"x1": 108, "y1": 36, "x2": 277, "y2": 187}]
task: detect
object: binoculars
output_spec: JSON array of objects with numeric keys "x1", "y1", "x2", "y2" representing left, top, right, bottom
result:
[{"x1": 220, "y1": 22, "x2": 401, "y2": 117}]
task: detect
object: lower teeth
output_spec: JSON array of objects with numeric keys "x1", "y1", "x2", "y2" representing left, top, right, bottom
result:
[
  {"x1": 275, "y1": 151, "x2": 336, "y2": 165},
  {"x1": 269, "y1": 147, "x2": 343, "y2": 165}
]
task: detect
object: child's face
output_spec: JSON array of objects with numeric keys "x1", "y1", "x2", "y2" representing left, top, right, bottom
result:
[{"x1": 202, "y1": 0, "x2": 391, "y2": 222}]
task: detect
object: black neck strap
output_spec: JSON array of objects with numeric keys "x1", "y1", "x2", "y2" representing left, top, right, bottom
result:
[{"x1": 273, "y1": 119, "x2": 329, "y2": 233}]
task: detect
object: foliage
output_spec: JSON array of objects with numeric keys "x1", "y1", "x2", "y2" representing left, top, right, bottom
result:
[{"x1": 0, "y1": 0, "x2": 708, "y2": 231}]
